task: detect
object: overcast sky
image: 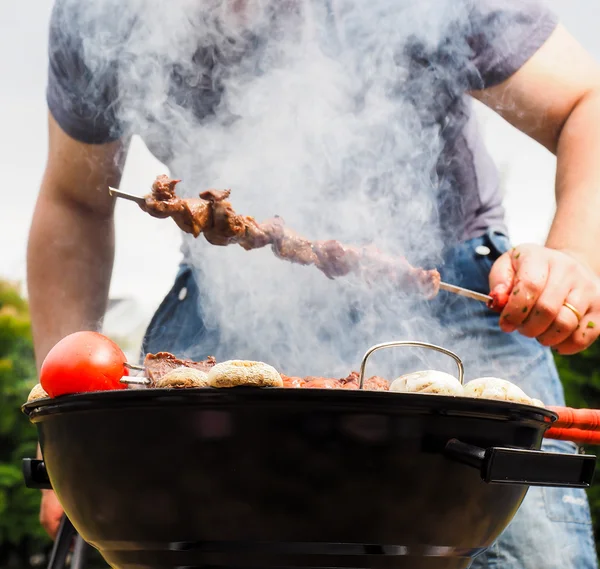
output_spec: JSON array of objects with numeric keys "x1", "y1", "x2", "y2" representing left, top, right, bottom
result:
[{"x1": 1, "y1": 0, "x2": 599, "y2": 318}]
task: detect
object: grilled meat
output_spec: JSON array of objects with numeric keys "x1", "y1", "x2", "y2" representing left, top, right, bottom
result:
[
  {"x1": 281, "y1": 374, "x2": 307, "y2": 388},
  {"x1": 141, "y1": 175, "x2": 441, "y2": 298},
  {"x1": 301, "y1": 376, "x2": 344, "y2": 389},
  {"x1": 144, "y1": 352, "x2": 216, "y2": 384},
  {"x1": 141, "y1": 176, "x2": 211, "y2": 237},
  {"x1": 143, "y1": 352, "x2": 389, "y2": 390},
  {"x1": 340, "y1": 371, "x2": 390, "y2": 391}
]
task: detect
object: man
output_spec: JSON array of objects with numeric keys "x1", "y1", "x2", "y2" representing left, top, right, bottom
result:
[{"x1": 28, "y1": 0, "x2": 600, "y2": 566}]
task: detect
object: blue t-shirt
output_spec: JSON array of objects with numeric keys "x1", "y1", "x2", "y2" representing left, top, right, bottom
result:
[{"x1": 46, "y1": 0, "x2": 558, "y2": 247}]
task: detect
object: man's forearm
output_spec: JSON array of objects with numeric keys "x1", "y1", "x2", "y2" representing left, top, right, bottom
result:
[
  {"x1": 546, "y1": 89, "x2": 600, "y2": 275},
  {"x1": 27, "y1": 187, "x2": 116, "y2": 371}
]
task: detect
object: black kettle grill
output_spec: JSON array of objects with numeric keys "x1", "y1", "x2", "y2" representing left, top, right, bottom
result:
[{"x1": 22, "y1": 341, "x2": 597, "y2": 569}]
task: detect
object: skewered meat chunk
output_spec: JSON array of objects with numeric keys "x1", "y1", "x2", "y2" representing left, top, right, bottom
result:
[
  {"x1": 200, "y1": 189, "x2": 247, "y2": 245},
  {"x1": 140, "y1": 175, "x2": 441, "y2": 298},
  {"x1": 270, "y1": 219, "x2": 319, "y2": 266},
  {"x1": 313, "y1": 240, "x2": 360, "y2": 278},
  {"x1": 152, "y1": 175, "x2": 179, "y2": 200},
  {"x1": 141, "y1": 175, "x2": 211, "y2": 237}
]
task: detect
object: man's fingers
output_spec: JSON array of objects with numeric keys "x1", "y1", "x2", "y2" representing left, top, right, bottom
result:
[
  {"x1": 488, "y1": 251, "x2": 515, "y2": 299},
  {"x1": 554, "y1": 311, "x2": 600, "y2": 355},
  {"x1": 534, "y1": 287, "x2": 589, "y2": 347},
  {"x1": 517, "y1": 263, "x2": 575, "y2": 338},
  {"x1": 498, "y1": 250, "x2": 549, "y2": 333},
  {"x1": 488, "y1": 244, "x2": 600, "y2": 353},
  {"x1": 535, "y1": 302, "x2": 581, "y2": 346}
]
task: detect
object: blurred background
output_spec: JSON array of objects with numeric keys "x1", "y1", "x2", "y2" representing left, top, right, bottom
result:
[{"x1": 1, "y1": 0, "x2": 600, "y2": 567}]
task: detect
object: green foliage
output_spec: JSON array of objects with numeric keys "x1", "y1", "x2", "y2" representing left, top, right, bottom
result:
[
  {"x1": 554, "y1": 344, "x2": 600, "y2": 555},
  {"x1": 0, "y1": 280, "x2": 50, "y2": 565}
]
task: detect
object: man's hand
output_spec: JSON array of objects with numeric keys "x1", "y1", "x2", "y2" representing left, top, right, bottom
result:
[
  {"x1": 40, "y1": 489, "x2": 64, "y2": 540},
  {"x1": 489, "y1": 244, "x2": 600, "y2": 355}
]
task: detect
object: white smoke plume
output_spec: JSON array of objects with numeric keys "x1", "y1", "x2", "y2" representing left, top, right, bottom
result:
[{"x1": 54, "y1": 0, "x2": 523, "y2": 380}]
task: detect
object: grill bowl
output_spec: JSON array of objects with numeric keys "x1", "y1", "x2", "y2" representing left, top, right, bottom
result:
[{"x1": 22, "y1": 386, "x2": 580, "y2": 569}]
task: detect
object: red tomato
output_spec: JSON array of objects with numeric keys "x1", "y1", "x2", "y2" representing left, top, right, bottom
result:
[{"x1": 40, "y1": 331, "x2": 128, "y2": 397}]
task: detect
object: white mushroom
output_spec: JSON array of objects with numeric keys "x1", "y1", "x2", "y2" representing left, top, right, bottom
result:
[
  {"x1": 27, "y1": 383, "x2": 49, "y2": 402},
  {"x1": 155, "y1": 367, "x2": 210, "y2": 388},
  {"x1": 390, "y1": 370, "x2": 464, "y2": 396},
  {"x1": 207, "y1": 360, "x2": 283, "y2": 388},
  {"x1": 463, "y1": 377, "x2": 533, "y2": 405}
]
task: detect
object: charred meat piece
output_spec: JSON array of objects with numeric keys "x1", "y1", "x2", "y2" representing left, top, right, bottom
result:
[
  {"x1": 302, "y1": 376, "x2": 344, "y2": 389},
  {"x1": 364, "y1": 376, "x2": 391, "y2": 391},
  {"x1": 312, "y1": 240, "x2": 361, "y2": 279},
  {"x1": 200, "y1": 189, "x2": 247, "y2": 246},
  {"x1": 270, "y1": 219, "x2": 318, "y2": 266},
  {"x1": 181, "y1": 199, "x2": 212, "y2": 238},
  {"x1": 341, "y1": 371, "x2": 390, "y2": 391},
  {"x1": 281, "y1": 374, "x2": 307, "y2": 388},
  {"x1": 139, "y1": 175, "x2": 441, "y2": 298},
  {"x1": 142, "y1": 176, "x2": 211, "y2": 237},
  {"x1": 152, "y1": 174, "x2": 180, "y2": 200},
  {"x1": 358, "y1": 247, "x2": 441, "y2": 299},
  {"x1": 144, "y1": 352, "x2": 216, "y2": 384},
  {"x1": 242, "y1": 218, "x2": 274, "y2": 249}
]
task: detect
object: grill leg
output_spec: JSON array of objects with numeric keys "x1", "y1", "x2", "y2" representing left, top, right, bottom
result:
[
  {"x1": 47, "y1": 515, "x2": 76, "y2": 569},
  {"x1": 70, "y1": 535, "x2": 89, "y2": 569}
]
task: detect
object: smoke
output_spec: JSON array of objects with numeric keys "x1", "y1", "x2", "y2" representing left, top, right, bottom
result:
[{"x1": 55, "y1": 0, "x2": 519, "y2": 379}]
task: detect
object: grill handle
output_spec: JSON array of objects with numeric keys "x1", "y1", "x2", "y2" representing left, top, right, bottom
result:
[
  {"x1": 23, "y1": 458, "x2": 52, "y2": 490},
  {"x1": 445, "y1": 438, "x2": 596, "y2": 488},
  {"x1": 359, "y1": 341, "x2": 465, "y2": 389}
]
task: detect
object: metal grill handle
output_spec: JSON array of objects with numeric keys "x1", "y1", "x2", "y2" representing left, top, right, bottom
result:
[{"x1": 358, "y1": 341, "x2": 465, "y2": 389}]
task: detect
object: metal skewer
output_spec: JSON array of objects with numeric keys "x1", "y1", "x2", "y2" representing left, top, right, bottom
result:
[
  {"x1": 122, "y1": 362, "x2": 151, "y2": 386},
  {"x1": 108, "y1": 187, "x2": 146, "y2": 206},
  {"x1": 439, "y1": 282, "x2": 492, "y2": 305},
  {"x1": 108, "y1": 187, "x2": 492, "y2": 307},
  {"x1": 120, "y1": 377, "x2": 151, "y2": 386}
]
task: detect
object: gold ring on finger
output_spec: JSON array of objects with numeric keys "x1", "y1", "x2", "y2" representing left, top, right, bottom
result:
[{"x1": 563, "y1": 302, "x2": 582, "y2": 322}]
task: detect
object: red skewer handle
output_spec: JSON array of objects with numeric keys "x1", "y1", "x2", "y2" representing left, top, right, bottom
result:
[
  {"x1": 545, "y1": 427, "x2": 600, "y2": 445},
  {"x1": 548, "y1": 406, "x2": 600, "y2": 432}
]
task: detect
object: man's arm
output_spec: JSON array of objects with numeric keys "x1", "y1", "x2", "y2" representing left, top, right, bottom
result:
[
  {"x1": 27, "y1": 111, "x2": 127, "y2": 537},
  {"x1": 470, "y1": 23, "x2": 600, "y2": 354},
  {"x1": 28, "y1": 112, "x2": 126, "y2": 365},
  {"x1": 471, "y1": 23, "x2": 600, "y2": 269}
]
